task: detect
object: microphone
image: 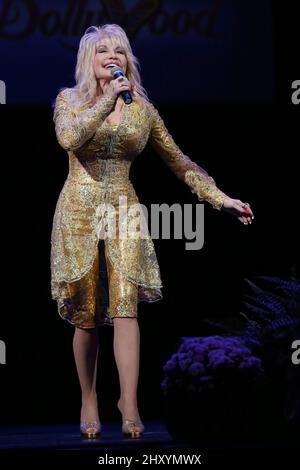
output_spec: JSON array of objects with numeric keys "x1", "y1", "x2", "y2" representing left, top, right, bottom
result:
[{"x1": 110, "y1": 66, "x2": 132, "y2": 104}]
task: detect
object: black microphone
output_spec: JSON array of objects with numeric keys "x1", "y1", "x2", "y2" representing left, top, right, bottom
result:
[{"x1": 110, "y1": 66, "x2": 132, "y2": 104}]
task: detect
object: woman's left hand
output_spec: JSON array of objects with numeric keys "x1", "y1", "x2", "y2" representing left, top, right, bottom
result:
[{"x1": 221, "y1": 197, "x2": 254, "y2": 225}]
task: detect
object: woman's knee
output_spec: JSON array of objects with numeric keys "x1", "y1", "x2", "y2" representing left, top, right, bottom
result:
[
  {"x1": 74, "y1": 325, "x2": 98, "y2": 336},
  {"x1": 112, "y1": 316, "x2": 137, "y2": 325}
]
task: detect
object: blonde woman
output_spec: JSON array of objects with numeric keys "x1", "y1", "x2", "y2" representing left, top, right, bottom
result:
[{"x1": 50, "y1": 24, "x2": 254, "y2": 439}]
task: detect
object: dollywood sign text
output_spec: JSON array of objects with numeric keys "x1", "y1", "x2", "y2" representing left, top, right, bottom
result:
[{"x1": 0, "y1": 0, "x2": 225, "y2": 44}]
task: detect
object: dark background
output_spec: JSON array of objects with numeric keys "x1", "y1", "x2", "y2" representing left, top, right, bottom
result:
[{"x1": 0, "y1": 0, "x2": 299, "y2": 429}]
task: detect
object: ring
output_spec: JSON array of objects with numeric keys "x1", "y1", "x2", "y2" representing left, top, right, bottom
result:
[{"x1": 243, "y1": 202, "x2": 250, "y2": 207}]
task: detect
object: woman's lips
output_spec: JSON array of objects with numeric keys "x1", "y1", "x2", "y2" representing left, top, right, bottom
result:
[{"x1": 104, "y1": 63, "x2": 120, "y2": 68}]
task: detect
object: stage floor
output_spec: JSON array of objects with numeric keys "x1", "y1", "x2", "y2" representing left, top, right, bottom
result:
[{"x1": 0, "y1": 420, "x2": 297, "y2": 466}]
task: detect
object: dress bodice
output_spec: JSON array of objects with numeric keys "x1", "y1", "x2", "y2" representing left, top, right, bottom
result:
[{"x1": 53, "y1": 87, "x2": 227, "y2": 210}]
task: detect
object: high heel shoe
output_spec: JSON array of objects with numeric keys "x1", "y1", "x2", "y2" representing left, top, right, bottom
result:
[
  {"x1": 80, "y1": 421, "x2": 102, "y2": 438},
  {"x1": 122, "y1": 419, "x2": 145, "y2": 438},
  {"x1": 117, "y1": 399, "x2": 145, "y2": 438}
]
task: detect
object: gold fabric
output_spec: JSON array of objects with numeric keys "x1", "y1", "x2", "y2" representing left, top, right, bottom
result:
[
  {"x1": 51, "y1": 88, "x2": 227, "y2": 327},
  {"x1": 59, "y1": 240, "x2": 138, "y2": 328}
]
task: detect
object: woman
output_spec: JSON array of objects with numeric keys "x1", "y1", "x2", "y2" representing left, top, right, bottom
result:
[{"x1": 50, "y1": 24, "x2": 254, "y2": 439}]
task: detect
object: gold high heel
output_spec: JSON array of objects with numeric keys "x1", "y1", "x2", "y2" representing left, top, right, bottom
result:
[
  {"x1": 80, "y1": 421, "x2": 102, "y2": 438},
  {"x1": 117, "y1": 399, "x2": 145, "y2": 438},
  {"x1": 122, "y1": 418, "x2": 145, "y2": 438}
]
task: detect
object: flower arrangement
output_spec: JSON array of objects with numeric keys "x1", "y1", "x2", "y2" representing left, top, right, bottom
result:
[
  {"x1": 161, "y1": 335, "x2": 263, "y2": 398},
  {"x1": 161, "y1": 272, "x2": 300, "y2": 441}
]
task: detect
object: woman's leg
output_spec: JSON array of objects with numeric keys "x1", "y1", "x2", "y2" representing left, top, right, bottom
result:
[
  {"x1": 113, "y1": 317, "x2": 142, "y2": 423},
  {"x1": 104, "y1": 243, "x2": 143, "y2": 433},
  {"x1": 73, "y1": 327, "x2": 100, "y2": 424}
]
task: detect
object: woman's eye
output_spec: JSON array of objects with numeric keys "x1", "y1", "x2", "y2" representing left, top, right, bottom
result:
[
  {"x1": 97, "y1": 49, "x2": 124, "y2": 54},
  {"x1": 97, "y1": 49, "x2": 125, "y2": 55}
]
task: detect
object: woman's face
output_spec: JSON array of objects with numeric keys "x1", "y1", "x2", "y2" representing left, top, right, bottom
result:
[{"x1": 94, "y1": 36, "x2": 128, "y2": 82}]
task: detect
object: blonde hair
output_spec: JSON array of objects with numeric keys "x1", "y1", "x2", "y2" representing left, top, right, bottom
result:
[{"x1": 57, "y1": 24, "x2": 150, "y2": 109}]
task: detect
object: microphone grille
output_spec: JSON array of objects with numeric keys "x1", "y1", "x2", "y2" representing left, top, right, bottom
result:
[{"x1": 110, "y1": 66, "x2": 123, "y2": 77}]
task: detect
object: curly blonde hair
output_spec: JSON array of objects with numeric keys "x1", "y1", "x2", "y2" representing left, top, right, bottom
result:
[{"x1": 57, "y1": 24, "x2": 150, "y2": 109}]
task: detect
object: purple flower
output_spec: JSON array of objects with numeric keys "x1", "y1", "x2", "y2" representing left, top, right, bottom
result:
[
  {"x1": 188, "y1": 363, "x2": 205, "y2": 376},
  {"x1": 179, "y1": 358, "x2": 192, "y2": 371},
  {"x1": 161, "y1": 335, "x2": 264, "y2": 396},
  {"x1": 207, "y1": 350, "x2": 235, "y2": 369},
  {"x1": 163, "y1": 359, "x2": 177, "y2": 373},
  {"x1": 239, "y1": 356, "x2": 263, "y2": 370}
]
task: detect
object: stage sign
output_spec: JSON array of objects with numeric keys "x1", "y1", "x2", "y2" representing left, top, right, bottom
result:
[{"x1": 0, "y1": 0, "x2": 274, "y2": 105}]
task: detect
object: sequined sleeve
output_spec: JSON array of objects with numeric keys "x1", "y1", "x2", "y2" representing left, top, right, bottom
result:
[
  {"x1": 53, "y1": 88, "x2": 117, "y2": 151},
  {"x1": 148, "y1": 103, "x2": 227, "y2": 210}
]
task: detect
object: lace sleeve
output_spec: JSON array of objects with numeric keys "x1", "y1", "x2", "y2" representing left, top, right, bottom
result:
[
  {"x1": 148, "y1": 103, "x2": 227, "y2": 210},
  {"x1": 53, "y1": 89, "x2": 116, "y2": 151}
]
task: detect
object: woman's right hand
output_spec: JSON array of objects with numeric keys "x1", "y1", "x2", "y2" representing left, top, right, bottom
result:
[{"x1": 102, "y1": 75, "x2": 132, "y2": 100}]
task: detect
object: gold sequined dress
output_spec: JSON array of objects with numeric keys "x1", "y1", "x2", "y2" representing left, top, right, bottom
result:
[{"x1": 50, "y1": 88, "x2": 227, "y2": 328}]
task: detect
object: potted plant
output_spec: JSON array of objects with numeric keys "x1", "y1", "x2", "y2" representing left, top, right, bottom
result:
[{"x1": 161, "y1": 273, "x2": 300, "y2": 442}]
